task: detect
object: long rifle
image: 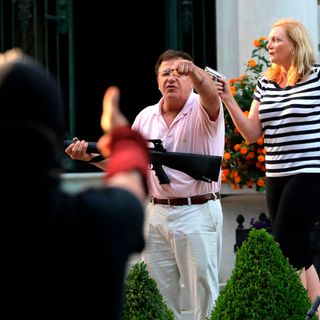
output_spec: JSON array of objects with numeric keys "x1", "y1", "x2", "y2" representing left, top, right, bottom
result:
[{"x1": 64, "y1": 139, "x2": 222, "y2": 185}]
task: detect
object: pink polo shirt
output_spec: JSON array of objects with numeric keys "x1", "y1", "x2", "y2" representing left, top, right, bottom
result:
[{"x1": 132, "y1": 91, "x2": 225, "y2": 198}]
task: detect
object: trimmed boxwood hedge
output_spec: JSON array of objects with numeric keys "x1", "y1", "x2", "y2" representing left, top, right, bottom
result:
[
  {"x1": 121, "y1": 261, "x2": 174, "y2": 320},
  {"x1": 208, "y1": 228, "x2": 316, "y2": 320}
]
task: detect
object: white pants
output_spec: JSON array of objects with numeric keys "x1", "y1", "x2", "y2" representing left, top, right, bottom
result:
[{"x1": 141, "y1": 199, "x2": 223, "y2": 320}]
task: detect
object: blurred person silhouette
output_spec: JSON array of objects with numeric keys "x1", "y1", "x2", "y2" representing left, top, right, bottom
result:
[
  {"x1": 217, "y1": 18, "x2": 320, "y2": 314},
  {"x1": 0, "y1": 48, "x2": 149, "y2": 320}
]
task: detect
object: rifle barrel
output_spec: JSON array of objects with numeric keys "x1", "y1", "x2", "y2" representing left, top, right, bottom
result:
[{"x1": 63, "y1": 139, "x2": 222, "y2": 184}]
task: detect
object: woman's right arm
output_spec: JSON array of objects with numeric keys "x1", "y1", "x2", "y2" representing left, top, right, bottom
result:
[{"x1": 217, "y1": 78, "x2": 263, "y2": 144}]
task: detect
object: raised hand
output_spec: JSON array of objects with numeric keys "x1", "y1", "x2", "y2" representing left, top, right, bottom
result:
[
  {"x1": 100, "y1": 86, "x2": 129, "y2": 133},
  {"x1": 98, "y1": 86, "x2": 129, "y2": 158}
]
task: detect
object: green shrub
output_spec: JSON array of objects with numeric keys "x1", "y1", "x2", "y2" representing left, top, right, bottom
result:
[
  {"x1": 209, "y1": 229, "x2": 316, "y2": 320},
  {"x1": 121, "y1": 261, "x2": 175, "y2": 320}
]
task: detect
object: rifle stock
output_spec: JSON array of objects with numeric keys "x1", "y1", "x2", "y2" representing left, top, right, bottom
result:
[
  {"x1": 150, "y1": 150, "x2": 221, "y2": 184},
  {"x1": 63, "y1": 139, "x2": 222, "y2": 185}
]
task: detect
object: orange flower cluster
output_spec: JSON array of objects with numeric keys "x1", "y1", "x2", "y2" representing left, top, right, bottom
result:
[{"x1": 222, "y1": 37, "x2": 270, "y2": 192}]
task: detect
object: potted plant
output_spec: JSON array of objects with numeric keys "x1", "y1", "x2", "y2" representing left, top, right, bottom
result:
[{"x1": 234, "y1": 212, "x2": 272, "y2": 252}]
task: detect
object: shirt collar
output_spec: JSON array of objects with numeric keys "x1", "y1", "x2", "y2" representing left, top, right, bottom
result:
[{"x1": 156, "y1": 90, "x2": 196, "y2": 115}]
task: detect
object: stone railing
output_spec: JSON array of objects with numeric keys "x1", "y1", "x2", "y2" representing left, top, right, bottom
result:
[
  {"x1": 61, "y1": 172, "x2": 104, "y2": 194},
  {"x1": 61, "y1": 171, "x2": 263, "y2": 196}
]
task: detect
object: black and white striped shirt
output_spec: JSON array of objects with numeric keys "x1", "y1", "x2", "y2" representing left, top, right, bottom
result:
[{"x1": 254, "y1": 65, "x2": 320, "y2": 177}]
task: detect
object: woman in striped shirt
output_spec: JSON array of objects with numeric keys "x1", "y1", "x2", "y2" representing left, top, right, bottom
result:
[{"x1": 217, "y1": 18, "x2": 320, "y2": 312}]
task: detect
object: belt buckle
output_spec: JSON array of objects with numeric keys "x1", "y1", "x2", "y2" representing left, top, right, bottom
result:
[
  {"x1": 150, "y1": 196, "x2": 155, "y2": 204},
  {"x1": 167, "y1": 198, "x2": 172, "y2": 206},
  {"x1": 213, "y1": 192, "x2": 217, "y2": 200}
]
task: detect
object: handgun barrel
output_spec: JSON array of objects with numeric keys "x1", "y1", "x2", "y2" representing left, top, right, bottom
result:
[{"x1": 205, "y1": 66, "x2": 225, "y2": 80}]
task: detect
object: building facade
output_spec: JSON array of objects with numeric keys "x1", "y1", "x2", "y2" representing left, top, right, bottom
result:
[{"x1": 1, "y1": 0, "x2": 319, "y2": 161}]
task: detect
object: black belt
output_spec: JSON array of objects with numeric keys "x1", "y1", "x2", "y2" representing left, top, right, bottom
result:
[{"x1": 150, "y1": 192, "x2": 220, "y2": 206}]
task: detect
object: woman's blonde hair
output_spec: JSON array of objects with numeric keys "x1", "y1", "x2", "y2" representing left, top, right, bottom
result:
[{"x1": 264, "y1": 18, "x2": 316, "y2": 85}]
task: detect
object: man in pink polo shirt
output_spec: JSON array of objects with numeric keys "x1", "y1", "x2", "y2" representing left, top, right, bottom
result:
[
  {"x1": 132, "y1": 49, "x2": 224, "y2": 320},
  {"x1": 66, "y1": 49, "x2": 225, "y2": 320}
]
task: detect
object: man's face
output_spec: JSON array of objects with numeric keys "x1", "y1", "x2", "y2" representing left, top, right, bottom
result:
[{"x1": 157, "y1": 58, "x2": 193, "y2": 104}]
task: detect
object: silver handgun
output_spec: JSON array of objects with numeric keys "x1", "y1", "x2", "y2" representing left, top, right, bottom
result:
[{"x1": 205, "y1": 66, "x2": 225, "y2": 80}]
